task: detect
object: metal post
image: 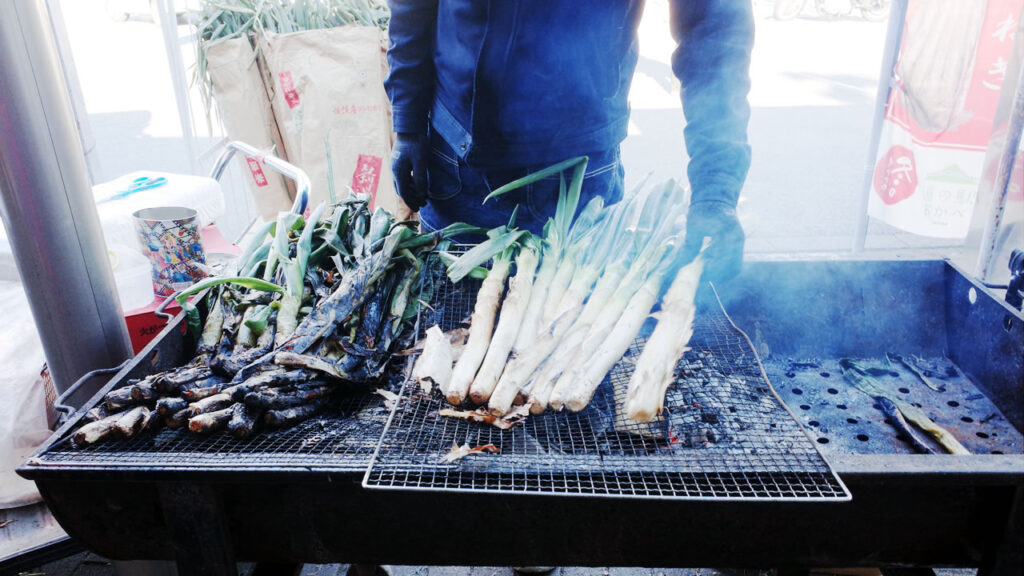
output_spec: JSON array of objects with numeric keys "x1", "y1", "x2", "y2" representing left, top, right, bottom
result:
[
  {"x1": 853, "y1": 0, "x2": 908, "y2": 253},
  {"x1": 153, "y1": 0, "x2": 201, "y2": 176},
  {"x1": 975, "y1": 15, "x2": 1024, "y2": 283},
  {"x1": 0, "y1": 0, "x2": 133, "y2": 396}
]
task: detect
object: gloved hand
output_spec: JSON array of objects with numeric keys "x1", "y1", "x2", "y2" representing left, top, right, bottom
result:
[
  {"x1": 678, "y1": 200, "x2": 745, "y2": 285},
  {"x1": 391, "y1": 132, "x2": 429, "y2": 211}
]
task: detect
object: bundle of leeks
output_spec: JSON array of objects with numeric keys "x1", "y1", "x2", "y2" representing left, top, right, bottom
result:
[
  {"x1": 72, "y1": 195, "x2": 478, "y2": 446},
  {"x1": 413, "y1": 157, "x2": 705, "y2": 427}
]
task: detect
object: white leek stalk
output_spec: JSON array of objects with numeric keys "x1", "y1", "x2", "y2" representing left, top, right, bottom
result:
[
  {"x1": 624, "y1": 256, "x2": 703, "y2": 422},
  {"x1": 513, "y1": 243, "x2": 557, "y2": 354},
  {"x1": 524, "y1": 258, "x2": 627, "y2": 414},
  {"x1": 471, "y1": 243, "x2": 540, "y2": 404},
  {"x1": 413, "y1": 325, "x2": 454, "y2": 395},
  {"x1": 446, "y1": 248, "x2": 513, "y2": 405},
  {"x1": 549, "y1": 269, "x2": 665, "y2": 413}
]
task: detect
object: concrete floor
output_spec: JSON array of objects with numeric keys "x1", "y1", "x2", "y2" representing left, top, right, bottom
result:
[
  {"x1": 26, "y1": 553, "x2": 769, "y2": 576},
  {"x1": 23, "y1": 553, "x2": 982, "y2": 576}
]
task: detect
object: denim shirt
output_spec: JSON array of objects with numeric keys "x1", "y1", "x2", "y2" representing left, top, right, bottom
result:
[{"x1": 385, "y1": 0, "x2": 754, "y2": 208}]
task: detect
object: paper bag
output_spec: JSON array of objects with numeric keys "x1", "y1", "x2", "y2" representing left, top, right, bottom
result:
[
  {"x1": 259, "y1": 26, "x2": 411, "y2": 220},
  {"x1": 205, "y1": 36, "x2": 294, "y2": 219}
]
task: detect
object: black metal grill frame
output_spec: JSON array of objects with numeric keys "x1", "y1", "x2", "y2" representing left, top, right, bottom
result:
[{"x1": 363, "y1": 260, "x2": 851, "y2": 501}]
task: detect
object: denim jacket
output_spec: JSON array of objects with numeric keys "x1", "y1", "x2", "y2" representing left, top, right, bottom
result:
[{"x1": 385, "y1": 0, "x2": 754, "y2": 208}]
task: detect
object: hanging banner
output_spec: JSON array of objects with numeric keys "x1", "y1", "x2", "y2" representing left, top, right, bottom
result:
[{"x1": 869, "y1": 0, "x2": 1023, "y2": 238}]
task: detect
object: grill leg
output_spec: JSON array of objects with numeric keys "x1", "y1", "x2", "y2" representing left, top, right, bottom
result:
[
  {"x1": 157, "y1": 483, "x2": 237, "y2": 576},
  {"x1": 979, "y1": 485, "x2": 1024, "y2": 576}
]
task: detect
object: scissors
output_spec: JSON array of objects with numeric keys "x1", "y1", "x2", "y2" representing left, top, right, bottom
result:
[{"x1": 97, "y1": 175, "x2": 168, "y2": 204}]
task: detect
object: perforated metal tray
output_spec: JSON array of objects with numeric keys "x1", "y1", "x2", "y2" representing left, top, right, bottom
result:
[{"x1": 363, "y1": 268, "x2": 851, "y2": 501}]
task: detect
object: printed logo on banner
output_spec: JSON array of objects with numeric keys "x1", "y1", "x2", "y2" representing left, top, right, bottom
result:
[
  {"x1": 873, "y1": 145, "x2": 918, "y2": 205},
  {"x1": 279, "y1": 71, "x2": 300, "y2": 109},
  {"x1": 352, "y1": 154, "x2": 383, "y2": 206},
  {"x1": 245, "y1": 156, "x2": 269, "y2": 188}
]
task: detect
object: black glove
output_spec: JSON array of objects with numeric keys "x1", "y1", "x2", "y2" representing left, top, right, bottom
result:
[
  {"x1": 678, "y1": 200, "x2": 745, "y2": 285},
  {"x1": 391, "y1": 132, "x2": 429, "y2": 211}
]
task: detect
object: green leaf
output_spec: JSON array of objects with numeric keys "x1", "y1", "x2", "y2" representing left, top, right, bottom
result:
[
  {"x1": 174, "y1": 276, "x2": 284, "y2": 308},
  {"x1": 445, "y1": 228, "x2": 526, "y2": 283},
  {"x1": 243, "y1": 304, "x2": 274, "y2": 336},
  {"x1": 185, "y1": 301, "x2": 203, "y2": 342},
  {"x1": 484, "y1": 156, "x2": 588, "y2": 203}
]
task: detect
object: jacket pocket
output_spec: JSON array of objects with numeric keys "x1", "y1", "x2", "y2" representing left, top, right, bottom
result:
[{"x1": 427, "y1": 132, "x2": 462, "y2": 201}]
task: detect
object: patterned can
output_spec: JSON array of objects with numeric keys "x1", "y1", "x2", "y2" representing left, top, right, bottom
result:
[{"x1": 132, "y1": 206, "x2": 207, "y2": 296}]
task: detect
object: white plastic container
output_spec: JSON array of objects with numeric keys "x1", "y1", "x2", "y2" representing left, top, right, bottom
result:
[
  {"x1": 93, "y1": 171, "x2": 226, "y2": 251},
  {"x1": 108, "y1": 243, "x2": 155, "y2": 311}
]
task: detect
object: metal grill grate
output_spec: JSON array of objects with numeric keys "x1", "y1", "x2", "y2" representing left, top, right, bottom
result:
[
  {"x1": 364, "y1": 263, "x2": 850, "y2": 500},
  {"x1": 33, "y1": 390, "x2": 390, "y2": 472}
]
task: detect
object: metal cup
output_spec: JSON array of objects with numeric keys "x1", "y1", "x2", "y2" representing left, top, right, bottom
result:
[{"x1": 132, "y1": 206, "x2": 207, "y2": 296}]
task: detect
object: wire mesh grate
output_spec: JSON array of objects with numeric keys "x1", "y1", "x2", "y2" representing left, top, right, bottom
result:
[
  {"x1": 33, "y1": 389, "x2": 391, "y2": 472},
  {"x1": 364, "y1": 262, "x2": 850, "y2": 500}
]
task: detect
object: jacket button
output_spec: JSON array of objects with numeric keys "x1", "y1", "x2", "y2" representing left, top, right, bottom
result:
[{"x1": 460, "y1": 143, "x2": 467, "y2": 150}]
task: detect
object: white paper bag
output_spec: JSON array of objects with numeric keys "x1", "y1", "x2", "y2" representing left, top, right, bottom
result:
[
  {"x1": 205, "y1": 36, "x2": 294, "y2": 219},
  {"x1": 259, "y1": 26, "x2": 410, "y2": 219}
]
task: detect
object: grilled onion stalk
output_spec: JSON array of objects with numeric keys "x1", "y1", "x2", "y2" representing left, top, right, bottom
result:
[
  {"x1": 545, "y1": 182, "x2": 688, "y2": 413},
  {"x1": 550, "y1": 264, "x2": 666, "y2": 412},
  {"x1": 493, "y1": 159, "x2": 589, "y2": 355},
  {"x1": 549, "y1": 227, "x2": 685, "y2": 413},
  {"x1": 472, "y1": 239, "x2": 540, "y2": 405},
  {"x1": 624, "y1": 256, "x2": 703, "y2": 422},
  {"x1": 494, "y1": 181, "x2": 684, "y2": 415},
  {"x1": 447, "y1": 245, "x2": 515, "y2": 405},
  {"x1": 412, "y1": 325, "x2": 454, "y2": 395}
]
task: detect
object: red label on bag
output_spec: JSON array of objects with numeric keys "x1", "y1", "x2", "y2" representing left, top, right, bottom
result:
[
  {"x1": 874, "y1": 145, "x2": 918, "y2": 205},
  {"x1": 279, "y1": 71, "x2": 300, "y2": 108},
  {"x1": 352, "y1": 154, "x2": 383, "y2": 205},
  {"x1": 245, "y1": 156, "x2": 269, "y2": 187}
]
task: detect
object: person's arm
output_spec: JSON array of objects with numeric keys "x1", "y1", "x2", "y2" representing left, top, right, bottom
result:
[
  {"x1": 670, "y1": 0, "x2": 754, "y2": 283},
  {"x1": 386, "y1": 0, "x2": 438, "y2": 210}
]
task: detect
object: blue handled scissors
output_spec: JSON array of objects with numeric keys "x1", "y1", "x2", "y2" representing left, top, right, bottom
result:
[{"x1": 98, "y1": 175, "x2": 168, "y2": 204}]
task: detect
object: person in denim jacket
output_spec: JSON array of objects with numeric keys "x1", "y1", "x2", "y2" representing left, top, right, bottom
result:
[{"x1": 387, "y1": 0, "x2": 753, "y2": 283}]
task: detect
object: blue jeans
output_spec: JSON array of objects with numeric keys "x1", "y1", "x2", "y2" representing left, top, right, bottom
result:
[{"x1": 419, "y1": 131, "x2": 625, "y2": 237}]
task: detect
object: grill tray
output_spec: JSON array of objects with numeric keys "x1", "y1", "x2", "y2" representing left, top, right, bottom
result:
[
  {"x1": 364, "y1": 266, "x2": 851, "y2": 500},
  {"x1": 31, "y1": 392, "x2": 390, "y2": 473}
]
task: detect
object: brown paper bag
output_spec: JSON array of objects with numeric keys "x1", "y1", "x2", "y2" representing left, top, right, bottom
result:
[
  {"x1": 204, "y1": 37, "x2": 294, "y2": 219},
  {"x1": 258, "y1": 26, "x2": 411, "y2": 220}
]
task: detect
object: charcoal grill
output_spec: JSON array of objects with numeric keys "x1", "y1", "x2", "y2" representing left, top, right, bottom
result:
[
  {"x1": 364, "y1": 268, "x2": 849, "y2": 500},
  {"x1": 17, "y1": 257, "x2": 1024, "y2": 575}
]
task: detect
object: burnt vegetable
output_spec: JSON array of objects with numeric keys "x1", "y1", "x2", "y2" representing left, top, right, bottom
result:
[{"x1": 70, "y1": 196, "x2": 467, "y2": 446}]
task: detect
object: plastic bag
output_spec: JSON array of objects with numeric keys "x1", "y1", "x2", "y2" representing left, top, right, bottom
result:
[{"x1": 0, "y1": 281, "x2": 52, "y2": 509}]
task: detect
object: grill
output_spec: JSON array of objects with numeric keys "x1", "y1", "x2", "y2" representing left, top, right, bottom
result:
[
  {"x1": 363, "y1": 264, "x2": 851, "y2": 500},
  {"x1": 29, "y1": 389, "x2": 392, "y2": 473},
  {"x1": 18, "y1": 258, "x2": 1023, "y2": 573},
  {"x1": 766, "y1": 357, "x2": 1024, "y2": 456}
]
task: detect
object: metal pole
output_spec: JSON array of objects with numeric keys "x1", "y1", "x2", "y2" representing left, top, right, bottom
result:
[
  {"x1": 853, "y1": 0, "x2": 908, "y2": 253},
  {"x1": 975, "y1": 17, "x2": 1024, "y2": 283},
  {"x1": 0, "y1": 0, "x2": 133, "y2": 399},
  {"x1": 153, "y1": 0, "x2": 201, "y2": 176}
]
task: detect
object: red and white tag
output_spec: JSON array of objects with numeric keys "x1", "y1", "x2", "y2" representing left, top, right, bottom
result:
[
  {"x1": 278, "y1": 71, "x2": 300, "y2": 109},
  {"x1": 245, "y1": 156, "x2": 269, "y2": 188},
  {"x1": 351, "y1": 154, "x2": 383, "y2": 206}
]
